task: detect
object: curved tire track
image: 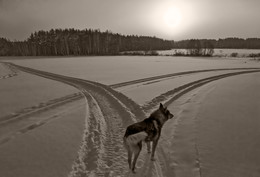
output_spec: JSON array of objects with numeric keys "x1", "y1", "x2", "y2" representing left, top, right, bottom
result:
[
  {"x1": 110, "y1": 67, "x2": 260, "y2": 88},
  {"x1": 142, "y1": 69, "x2": 260, "y2": 113},
  {"x1": 140, "y1": 69, "x2": 260, "y2": 177},
  {"x1": 6, "y1": 63, "x2": 145, "y2": 176}
]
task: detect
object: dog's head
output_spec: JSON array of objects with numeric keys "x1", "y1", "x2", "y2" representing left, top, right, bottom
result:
[{"x1": 159, "y1": 103, "x2": 174, "y2": 120}]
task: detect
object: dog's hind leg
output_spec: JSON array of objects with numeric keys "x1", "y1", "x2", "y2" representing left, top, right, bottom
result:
[
  {"x1": 132, "y1": 141, "x2": 142, "y2": 173},
  {"x1": 146, "y1": 141, "x2": 151, "y2": 153},
  {"x1": 151, "y1": 139, "x2": 159, "y2": 161}
]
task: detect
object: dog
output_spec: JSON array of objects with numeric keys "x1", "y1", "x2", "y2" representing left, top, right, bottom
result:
[{"x1": 123, "y1": 103, "x2": 174, "y2": 173}]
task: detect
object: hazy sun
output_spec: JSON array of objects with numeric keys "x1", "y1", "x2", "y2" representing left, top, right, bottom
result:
[
  {"x1": 149, "y1": 1, "x2": 193, "y2": 38},
  {"x1": 163, "y1": 7, "x2": 182, "y2": 28}
]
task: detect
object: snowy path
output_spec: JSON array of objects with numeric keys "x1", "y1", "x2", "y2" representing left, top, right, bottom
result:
[
  {"x1": 2, "y1": 62, "x2": 260, "y2": 177},
  {"x1": 4, "y1": 63, "x2": 145, "y2": 176}
]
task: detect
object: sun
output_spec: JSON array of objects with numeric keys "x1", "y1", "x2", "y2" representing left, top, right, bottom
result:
[
  {"x1": 163, "y1": 7, "x2": 182, "y2": 28},
  {"x1": 148, "y1": 1, "x2": 194, "y2": 38}
]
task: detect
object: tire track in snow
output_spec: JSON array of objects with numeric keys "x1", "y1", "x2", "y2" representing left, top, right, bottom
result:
[
  {"x1": 142, "y1": 69, "x2": 260, "y2": 113},
  {"x1": 6, "y1": 63, "x2": 144, "y2": 177},
  {"x1": 4, "y1": 61, "x2": 259, "y2": 123},
  {"x1": 4, "y1": 62, "x2": 260, "y2": 177},
  {"x1": 0, "y1": 62, "x2": 18, "y2": 80},
  {"x1": 70, "y1": 90, "x2": 108, "y2": 176},
  {"x1": 140, "y1": 69, "x2": 260, "y2": 177},
  {"x1": 110, "y1": 67, "x2": 260, "y2": 89}
]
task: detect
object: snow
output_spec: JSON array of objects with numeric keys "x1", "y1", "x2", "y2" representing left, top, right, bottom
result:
[
  {"x1": 8, "y1": 56, "x2": 257, "y2": 85},
  {"x1": 0, "y1": 56, "x2": 260, "y2": 177},
  {"x1": 0, "y1": 71, "x2": 78, "y2": 118}
]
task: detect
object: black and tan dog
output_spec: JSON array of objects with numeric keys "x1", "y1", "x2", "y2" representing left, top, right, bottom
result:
[{"x1": 123, "y1": 103, "x2": 174, "y2": 173}]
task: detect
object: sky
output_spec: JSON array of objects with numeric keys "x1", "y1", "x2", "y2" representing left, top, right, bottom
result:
[{"x1": 0, "y1": 0, "x2": 260, "y2": 41}]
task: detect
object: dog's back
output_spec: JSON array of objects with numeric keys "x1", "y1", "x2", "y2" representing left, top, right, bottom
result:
[
  {"x1": 123, "y1": 117, "x2": 158, "y2": 151},
  {"x1": 124, "y1": 117, "x2": 155, "y2": 138}
]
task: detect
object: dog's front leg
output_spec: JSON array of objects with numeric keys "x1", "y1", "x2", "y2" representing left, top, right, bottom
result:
[{"x1": 151, "y1": 139, "x2": 159, "y2": 161}]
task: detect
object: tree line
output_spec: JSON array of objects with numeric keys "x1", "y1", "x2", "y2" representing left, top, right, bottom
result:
[
  {"x1": 0, "y1": 28, "x2": 174, "y2": 56},
  {"x1": 1, "y1": 29, "x2": 260, "y2": 56},
  {"x1": 174, "y1": 38, "x2": 260, "y2": 49}
]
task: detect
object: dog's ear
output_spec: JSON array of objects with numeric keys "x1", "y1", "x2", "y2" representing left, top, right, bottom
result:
[{"x1": 159, "y1": 103, "x2": 164, "y2": 110}]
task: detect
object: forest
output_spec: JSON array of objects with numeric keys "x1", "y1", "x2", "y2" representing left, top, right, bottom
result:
[
  {"x1": 174, "y1": 38, "x2": 260, "y2": 49},
  {"x1": 0, "y1": 28, "x2": 173, "y2": 56},
  {"x1": 1, "y1": 28, "x2": 260, "y2": 56}
]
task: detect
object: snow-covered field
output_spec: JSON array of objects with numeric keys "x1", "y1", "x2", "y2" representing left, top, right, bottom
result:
[{"x1": 0, "y1": 55, "x2": 260, "y2": 177}]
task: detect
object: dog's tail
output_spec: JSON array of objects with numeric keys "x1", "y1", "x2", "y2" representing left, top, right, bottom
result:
[{"x1": 123, "y1": 131, "x2": 148, "y2": 148}]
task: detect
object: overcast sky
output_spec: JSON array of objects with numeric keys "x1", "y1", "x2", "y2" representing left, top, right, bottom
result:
[{"x1": 0, "y1": 0, "x2": 260, "y2": 41}]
